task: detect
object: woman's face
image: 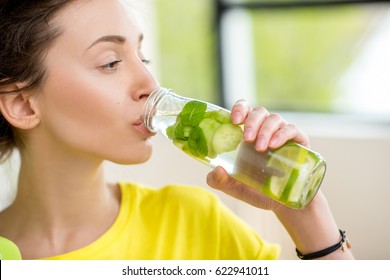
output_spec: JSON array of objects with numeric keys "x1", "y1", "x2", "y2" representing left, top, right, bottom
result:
[{"x1": 35, "y1": 0, "x2": 159, "y2": 164}]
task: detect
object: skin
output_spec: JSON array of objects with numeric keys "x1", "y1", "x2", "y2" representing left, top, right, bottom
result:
[{"x1": 0, "y1": 0, "x2": 353, "y2": 259}]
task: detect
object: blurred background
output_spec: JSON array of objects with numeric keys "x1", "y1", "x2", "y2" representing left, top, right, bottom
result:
[
  {"x1": 129, "y1": 0, "x2": 390, "y2": 259},
  {"x1": 1, "y1": 0, "x2": 390, "y2": 259}
]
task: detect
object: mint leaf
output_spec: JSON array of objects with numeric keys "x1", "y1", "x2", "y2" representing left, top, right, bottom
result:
[
  {"x1": 166, "y1": 124, "x2": 175, "y2": 139},
  {"x1": 179, "y1": 101, "x2": 207, "y2": 126},
  {"x1": 172, "y1": 123, "x2": 185, "y2": 140},
  {"x1": 188, "y1": 125, "x2": 208, "y2": 158},
  {"x1": 166, "y1": 123, "x2": 188, "y2": 140}
]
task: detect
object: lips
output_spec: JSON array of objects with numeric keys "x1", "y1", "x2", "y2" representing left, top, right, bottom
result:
[{"x1": 133, "y1": 120, "x2": 156, "y2": 137}]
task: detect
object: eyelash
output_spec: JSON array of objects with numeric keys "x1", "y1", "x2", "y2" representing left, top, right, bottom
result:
[
  {"x1": 100, "y1": 60, "x2": 122, "y2": 71},
  {"x1": 99, "y1": 58, "x2": 151, "y2": 73}
]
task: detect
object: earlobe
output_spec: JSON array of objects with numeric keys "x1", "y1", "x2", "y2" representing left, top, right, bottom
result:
[{"x1": 0, "y1": 92, "x2": 40, "y2": 130}]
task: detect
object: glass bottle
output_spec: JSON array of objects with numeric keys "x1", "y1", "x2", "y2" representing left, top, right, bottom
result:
[{"x1": 142, "y1": 87, "x2": 326, "y2": 208}]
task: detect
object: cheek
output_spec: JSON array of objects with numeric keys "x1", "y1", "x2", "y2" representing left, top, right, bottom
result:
[
  {"x1": 42, "y1": 68, "x2": 118, "y2": 125},
  {"x1": 38, "y1": 67, "x2": 123, "y2": 148}
]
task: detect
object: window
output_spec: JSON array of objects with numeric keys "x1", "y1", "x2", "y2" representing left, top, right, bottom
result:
[
  {"x1": 154, "y1": 0, "x2": 390, "y2": 118},
  {"x1": 154, "y1": 0, "x2": 218, "y2": 104}
]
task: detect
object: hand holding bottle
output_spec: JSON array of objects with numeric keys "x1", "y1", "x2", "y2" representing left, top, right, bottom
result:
[
  {"x1": 206, "y1": 99, "x2": 312, "y2": 211},
  {"x1": 207, "y1": 100, "x2": 354, "y2": 259}
]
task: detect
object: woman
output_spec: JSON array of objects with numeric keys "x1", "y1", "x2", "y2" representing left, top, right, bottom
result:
[{"x1": 0, "y1": 0, "x2": 353, "y2": 260}]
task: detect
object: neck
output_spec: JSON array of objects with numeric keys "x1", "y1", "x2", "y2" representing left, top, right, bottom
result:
[
  {"x1": 2, "y1": 144, "x2": 121, "y2": 258},
  {"x1": 16, "y1": 147, "x2": 108, "y2": 218}
]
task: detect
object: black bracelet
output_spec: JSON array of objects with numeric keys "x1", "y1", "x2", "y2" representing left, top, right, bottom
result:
[{"x1": 296, "y1": 229, "x2": 351, "y2": 260}]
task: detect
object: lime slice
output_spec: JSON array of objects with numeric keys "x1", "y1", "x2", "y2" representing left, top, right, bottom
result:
[
  {"x1": 278, "y1": 146, "x2": 309, "y2": 203},
  {"x1": 285, "y1": 152, "x2": 319, "y2": 204},
  {"x1": 262, "y1": 143, "x2": 308, "y2": 203}
]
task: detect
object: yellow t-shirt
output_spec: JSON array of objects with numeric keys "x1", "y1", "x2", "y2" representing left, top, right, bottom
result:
[{"x1": 42, "y1": 182, "x2": 280, "y2": 260}]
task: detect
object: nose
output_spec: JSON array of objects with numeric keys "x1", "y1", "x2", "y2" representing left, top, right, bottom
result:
[{"x1": 131, "y1": 62, "x2": 160, "y2": 101}]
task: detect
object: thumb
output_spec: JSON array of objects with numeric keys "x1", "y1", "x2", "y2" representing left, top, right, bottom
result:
[
  {"x1": 206, "y1": 166, "x2": 230, "y2": 189},
  {"x1": 206, "y1": 166, "x2": 229, "y2": 190},
  {"x1": 207, "y1": 166, "x2": 277, "y2": 210},
  {"x1": 206, "y1": 166, "x2": 242, "y2": 193}
]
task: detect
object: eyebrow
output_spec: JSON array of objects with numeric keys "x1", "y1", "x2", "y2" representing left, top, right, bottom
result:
[{"x1": 86, "y1": 34, "x2": 144, "y2": 50}]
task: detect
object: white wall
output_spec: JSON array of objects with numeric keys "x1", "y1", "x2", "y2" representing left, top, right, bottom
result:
[{"x1": 311, "y1": 136, "x2": 390, "y2": 260}]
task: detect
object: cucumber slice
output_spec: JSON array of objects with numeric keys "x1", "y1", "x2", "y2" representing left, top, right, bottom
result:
[
  {"x1": 199, "y1": 118, "x2": 222, "y2": 158},
  {"x1": 204, "y1": 109, "x2": 231, "y2": 124},
  {"x1": 262, "y1": 143, "x2": 309, "y2": 206},
  {"x1": 211, "y1": 123, "x2": 243, "y2": 154}
]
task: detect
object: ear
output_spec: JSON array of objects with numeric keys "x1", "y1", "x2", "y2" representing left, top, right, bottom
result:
[{"x1": 0, "y1": 82, "x2": 40, "y2": 130}]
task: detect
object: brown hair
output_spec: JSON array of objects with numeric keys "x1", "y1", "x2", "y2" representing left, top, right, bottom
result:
[{"x1": 0, "y1": 0, "x2": 74, "y2": 161}]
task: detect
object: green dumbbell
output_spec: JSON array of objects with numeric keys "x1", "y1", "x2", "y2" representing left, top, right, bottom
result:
[{"x1": 0, "y1": 236, "x2": 22, "y2": 260}]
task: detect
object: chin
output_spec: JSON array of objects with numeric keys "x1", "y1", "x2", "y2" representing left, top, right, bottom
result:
[{"x1": 110, "y1": 145, "x2": 153, "y2": 165}]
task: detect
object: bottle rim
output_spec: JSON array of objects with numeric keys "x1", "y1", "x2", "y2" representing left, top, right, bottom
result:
[{"x1": 142, "y1": 87, "x2": 172, "y2": 133}]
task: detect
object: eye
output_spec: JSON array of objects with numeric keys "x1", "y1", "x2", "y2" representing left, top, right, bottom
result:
[
  {"x1": 138, "y1": 49, "x2": 151, "y2": 65},
  {"x1": 99, "y1": 60, "x2": 122, "y2": 72}
]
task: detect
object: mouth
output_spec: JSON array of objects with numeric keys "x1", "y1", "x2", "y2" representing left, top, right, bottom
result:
[{"x1": 133, "y1": 120, "x2": 156, "y2": 137}]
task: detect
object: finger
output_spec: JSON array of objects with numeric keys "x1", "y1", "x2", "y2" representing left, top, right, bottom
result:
[
  {"x1": 243, "y1": 107, "x2": 270, "y2": 142},
  {"x1": 269, "y1": 123, "x2": 310, "y2": 149},
  {"x1": 207, "y1": 166, "x2": 253, "y2": 200},
  {"x1": 207, "y1": 166, "x2": 239, "y2": 192},
  {"x1": 207, "y1": 166, "x2": 277, "y2": 210},
  {"x1": 230, "y1": 99, "x2": 251, "y2": 124},
  {"x1": 254, "y1": 113, "x2": 287, "y2": 151}
]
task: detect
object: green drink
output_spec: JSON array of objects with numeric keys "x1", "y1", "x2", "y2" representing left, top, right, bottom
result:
[
  {"x1": 232, "y1": 141, "x2": 326, "y2": 208},
  {"x1": 143, "y1": 88, "x2": 326, "y2": 208}
]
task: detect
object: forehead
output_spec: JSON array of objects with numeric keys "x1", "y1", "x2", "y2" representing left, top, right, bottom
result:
[{"x1": 52, "y1": 0, "x2": 141, "y2": 47}]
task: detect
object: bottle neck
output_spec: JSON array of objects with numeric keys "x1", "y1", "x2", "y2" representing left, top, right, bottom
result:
[
  {"x1": 142, "y1": 88, "x2": 168, "y2": 133},
  {"x1": 142, "y1": 87, "x2": 228, "y2": 133},
  {"x1": 142, "y1": 87, "x2": 189, "y2": 133}
]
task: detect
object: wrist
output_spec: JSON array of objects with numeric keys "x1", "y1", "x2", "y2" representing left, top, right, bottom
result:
[
  {"x1": 296, "y1": 229, "x2": 352, "y2": 260},
  {"x1": 272, "y1": 189, "x2": 328, "y2": 217},
  {"x1": 273, "y1": 191, "x2": 343, "y2": 256}
]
